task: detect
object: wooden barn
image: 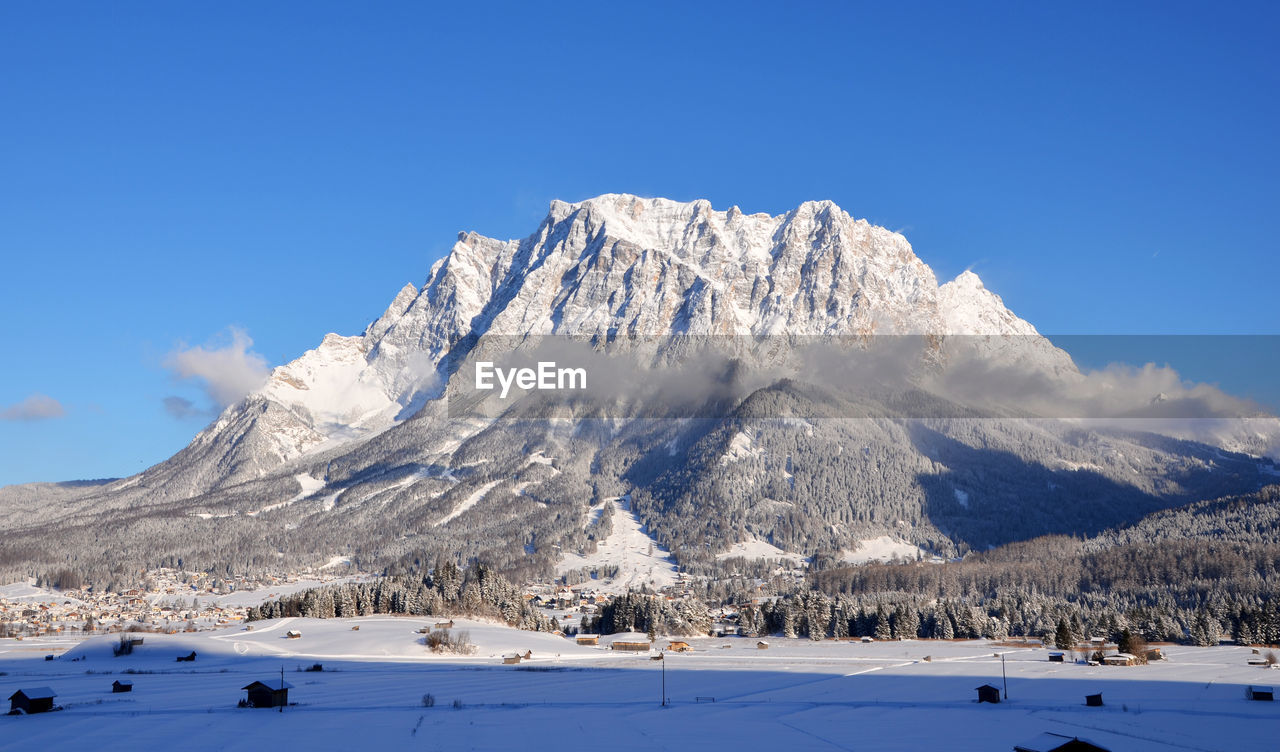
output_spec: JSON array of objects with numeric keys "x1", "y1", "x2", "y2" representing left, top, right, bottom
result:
[
  {"x1": 575, "y1": 634, "x2": 599, "y2": 645},
  {"x1": 241, "y1": 679, "x2": 293, "y2": 708},
  {"x1": 8, "y1": 687, "x2": 57, "y2": 714},
  {"x1": 975, "y1": 684, "x2": 1001, "y2": 704},
  {"x1": 285, "y1": 630, "x2": 302, "y2": 639},
  {"x1": 112, "y1": 680, "x2": 133, "y2": 693},
  {"x1": 502, "y1": 653, "x2": 522, "y2": 664},
  {"x1": 667, "y1": 641, "x2": 691, "y2": 653},
  {"x1": 1102, "y1": 653, "x2": 1136, "y2": 666},
  {"x1": 1085, "y1": 693, "x2": 1103, "y2": 707},
  {"x1": 610, "y1": 634, "x2": 652, "y2": 652},
  {"x1": 1048, "y1": 652, "x2": 1065, "y2": 663},
  {"x1": 757, "y1": 640, "x2": 770, "y2": 650},
  {"x1": 1246, "y1": 685, "x2": 1273, "y2": 701},
  {"x1": 1013, "y1": 732, "x2": 1111, "y2": 752}
]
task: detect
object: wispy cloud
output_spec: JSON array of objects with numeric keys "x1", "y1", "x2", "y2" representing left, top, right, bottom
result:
[
  {"x1": 163, "y1": 327, "x2": 270, "y2": 412},
  {"x1": 1, "y1": 393, "x2": 67, "y2": 421},
  {"x1": 162, "y1": 395, "x2": 207, "y2": 420}
]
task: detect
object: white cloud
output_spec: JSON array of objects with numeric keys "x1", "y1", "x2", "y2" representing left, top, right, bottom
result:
[
  {"x1": 164, "y1": 327, "x2": 270, "y2": 410},
  {"x1": 0, "y1": 393, "x2": 66, "y2": 421}
]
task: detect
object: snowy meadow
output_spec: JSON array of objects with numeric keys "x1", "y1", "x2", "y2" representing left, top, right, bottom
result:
[{"x1": 2, "y1": 616, "x2": 1275, "y2": 751}]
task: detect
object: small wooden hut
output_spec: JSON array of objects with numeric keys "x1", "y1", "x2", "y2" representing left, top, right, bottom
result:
[
  {"x1": 8, "y1": 688, "x2": 57, "y2": 714},
  {"x1": 241, "y1": 680, "x2": 293, "y2": 708}
]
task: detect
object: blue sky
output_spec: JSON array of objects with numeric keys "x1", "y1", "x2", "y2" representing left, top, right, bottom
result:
[{"x1": 1, "y1": 1, "x2": 1278, "y2": 485}]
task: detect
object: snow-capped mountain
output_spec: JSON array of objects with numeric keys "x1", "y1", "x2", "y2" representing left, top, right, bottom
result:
[
  {"x1": 193, "y1": 194, "x2": 1067, "y2": 471},
  {"x1": 2, "y1": 195, "x2": 1275, "y2": 583}
]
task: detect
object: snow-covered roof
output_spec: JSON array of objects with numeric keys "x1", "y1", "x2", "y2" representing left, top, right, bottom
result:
[
  {"x1": 602, "y1": 632, "x2": 651, "y2": 643},
  {"x1": 243, "y1": 680, "x2": 294, "y2": 691},
  {"x1": 9, "y1": 687, "x2": 56, "y2": 700},
  {"x1": 1014, "y1": 732, "x2": 1106, "y2": 752}
]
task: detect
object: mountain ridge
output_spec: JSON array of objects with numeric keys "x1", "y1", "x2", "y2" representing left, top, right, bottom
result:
[{"x1": 1, "y1": 194, "x2": 1275, "y2": 587}]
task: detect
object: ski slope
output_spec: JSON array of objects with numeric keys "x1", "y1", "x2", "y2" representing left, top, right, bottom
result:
[{"x1": 556, "y1": 496, "x2": 678, "y2": 593}]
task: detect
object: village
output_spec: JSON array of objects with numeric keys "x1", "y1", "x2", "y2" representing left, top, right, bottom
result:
[
  {"x1": 3, "y1": 565, "x2": 1278, "y2": 752},
  {"x1": 0, "y1": 569, "x2": 363, "y2": 640},
  {"x1": 0, "y1": 548, "x2": 734, "y2": 643}
]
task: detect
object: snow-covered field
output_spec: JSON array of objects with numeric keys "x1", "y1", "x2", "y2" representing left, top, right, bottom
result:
[
  {"x1": 717, "y1": 537, "x2": 808, "y2": 566},
  {"x1": 2, "y1": 618, "x2": 1275, "y2": 751},
  {"x1": 838, "y1": 535, "x2": 930, "y2": 565}
]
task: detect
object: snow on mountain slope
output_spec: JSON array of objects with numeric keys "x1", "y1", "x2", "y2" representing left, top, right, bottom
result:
[
  {"x1": 11, "y1": 194, "x2": 1274, "y2": 581},
  {"x1": 556, "y1": 495, "x2": 678, "y2": 594},
  {"x1": 165, "y1": 194, "x2": 1063, "y2": 485},
  {"x1": 839, "y1": 535, "x2": 930, "y2": 564},
  {"x1": 435, "y1": 479, "x2": 502, "y2": 527},
  {"x1": 937, "y1": 271, "x2": 1037, "y2": 337},
  {"x1": 715, "y1": 538, "x2": 807, "y2": 566},
  {"x1": 262, "y1": 335, "x2": 399, "y2": 443}
]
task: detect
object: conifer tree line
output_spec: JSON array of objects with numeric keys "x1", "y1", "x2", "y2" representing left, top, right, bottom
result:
[
  {"x1": 795, "y1": 534, "x2": 1280, "y2": 645},
  {"x1": 583, "y1": 591, "x2": 713, "y2": 636},
  {"x1": 731, "y1": 587, "x2": 1279, "y2": 646},
  {"x1": 247, "y1": 562, "x2": 549, "y2": 632}
]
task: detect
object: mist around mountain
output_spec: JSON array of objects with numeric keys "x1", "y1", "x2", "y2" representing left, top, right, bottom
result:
[{"x1": 2, "y1": 195, "x2": 1276, "y2": 589}]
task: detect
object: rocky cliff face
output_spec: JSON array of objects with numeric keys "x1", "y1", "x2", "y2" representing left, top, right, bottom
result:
[
  {"x1": 2, "y1": 195, "x2": 1274, "y2": 582},
  {"x1": 199, "y1": 194, "x2": 1069, "y2": 475}
]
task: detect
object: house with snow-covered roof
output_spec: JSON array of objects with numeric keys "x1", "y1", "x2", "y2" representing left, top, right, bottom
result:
[{"x1": 8, "y1": 687, "x2": 57, "y2": 714}]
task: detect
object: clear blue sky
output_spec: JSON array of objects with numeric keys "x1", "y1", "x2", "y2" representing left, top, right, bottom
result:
[{"x1": 2, "y1": 1, "x2": 1278, "y2": 486}]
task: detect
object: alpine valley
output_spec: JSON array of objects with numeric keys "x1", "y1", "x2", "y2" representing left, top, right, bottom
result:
[{"x1": 2, "y1": 194, "x2": 1277, "y2": 588}]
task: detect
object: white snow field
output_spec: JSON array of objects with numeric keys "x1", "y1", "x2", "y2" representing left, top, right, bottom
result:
[
  {"x1": 2, "y1": 619, "x2": 1276, "y2": 751},
  {"x1": 556, "y1": 496, "x2": 679, "y2": 593}
]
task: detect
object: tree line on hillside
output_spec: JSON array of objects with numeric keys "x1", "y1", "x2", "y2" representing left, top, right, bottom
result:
[
  {"x1": 246, "y1": 562, "x2": 549, "y2": 632},
  {"x1": 798, "y1": 535, "x2": 1280, "y2": 646}
]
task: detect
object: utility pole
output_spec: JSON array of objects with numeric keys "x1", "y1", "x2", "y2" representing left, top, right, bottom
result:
[
  {"x1": 660, "y1": 651, "x2": 666, "y2": 707},
  {"x1": 1001, "y1": 653, "x2": 1008, "y2": 700},
  {"x1": 280, "y1": 664, "x2": 285, "y2": 713}
]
